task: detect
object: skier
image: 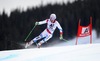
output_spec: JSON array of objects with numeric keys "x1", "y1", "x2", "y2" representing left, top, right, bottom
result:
[{"x1": 25, "y1": 13, "x2": 63, "y2": 48}]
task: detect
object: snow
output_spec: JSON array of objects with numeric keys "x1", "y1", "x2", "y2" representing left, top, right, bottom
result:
[
  {"x1": 0, "y1": 30, "x2": 100, "y2": 61},
  {"x1": 0, "y1": 44, "x2": 100, "y2": 61}
]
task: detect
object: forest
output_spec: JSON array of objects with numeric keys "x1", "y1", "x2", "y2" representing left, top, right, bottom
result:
[{"x1": 0, "y1": 0, "x2": 100, "y2": 50}]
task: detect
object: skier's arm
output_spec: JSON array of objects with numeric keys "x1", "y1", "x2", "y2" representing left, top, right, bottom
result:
[
  {"x1": 38, "y1": 20, "x2": 47, "y2": 25},
  {"x1": 35, "y1": 20, "x2": 47, "y2": 25},
  {"x1": 56, "y1": 21, "x2": 63, "y2": 40}
]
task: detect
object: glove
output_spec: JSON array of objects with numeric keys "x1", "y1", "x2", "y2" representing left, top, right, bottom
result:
[
  {"x1": 35, "y1": 22, "x2": 39, "y2": 25},
  {"x1": 59, "y1": 35, "x2": 63, "y2": 40}
]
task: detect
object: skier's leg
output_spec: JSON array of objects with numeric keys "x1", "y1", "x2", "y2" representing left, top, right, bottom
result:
[
  {"x1": 37, "y1": 40, "x2": 45, "y2": 48},
  {"x1": 32, "y1": 34, "x2": 43, "y2": 43},
  {"x1": 37, "y1": 34, "x2": 52, "y2": 48},
  {"x1": 25, "y1": 34, "x2": 43, "y2": 48},
  {"x1": 25, "y1": 40, "x2": 34, "y2": 48}
]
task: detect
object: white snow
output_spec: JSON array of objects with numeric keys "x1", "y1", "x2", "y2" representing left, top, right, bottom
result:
[
  {"x1": 0, "y1": 44, "x2": 100, "y2": 61},
  {"x1": 0, "y1": 30, "x2": 100, "y2": 61}
]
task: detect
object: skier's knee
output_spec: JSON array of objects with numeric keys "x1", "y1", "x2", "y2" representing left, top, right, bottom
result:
[{"x1": 32, "y1": 39, "x2": 36, "y2": 43}]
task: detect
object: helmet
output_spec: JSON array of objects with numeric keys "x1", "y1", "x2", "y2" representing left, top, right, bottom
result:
[{"x1": 50, "y1": 13, "x2": 56, "y2": 20}]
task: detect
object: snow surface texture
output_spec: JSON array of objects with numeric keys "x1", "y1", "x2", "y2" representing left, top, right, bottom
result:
[
  {"x1": 0, "y1": 30, "x2": 100, "y2": 61},
  {"x1": 0, "y1": 44, "x2": 100, "y2": 61}
]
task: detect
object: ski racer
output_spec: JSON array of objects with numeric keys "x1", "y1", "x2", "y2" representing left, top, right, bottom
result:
[{"x1": 25, "y1": 13, "x2": 63, "y2": 48}]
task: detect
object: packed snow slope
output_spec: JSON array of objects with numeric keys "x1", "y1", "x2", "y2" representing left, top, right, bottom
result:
[{"x1": 0, "y1": 43, "x2": 100, "y2": 61}]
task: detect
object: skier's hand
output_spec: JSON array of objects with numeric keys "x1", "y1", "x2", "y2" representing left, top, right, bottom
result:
[
  {"x1": 35, "y1": 22, "x2": 39, "y2": 25},
  {"x1": 59, "y1": 35, "x2": 63, "y2": 40}
]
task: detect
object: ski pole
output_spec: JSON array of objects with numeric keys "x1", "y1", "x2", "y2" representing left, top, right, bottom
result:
[
  {"x1": 24, "y1": 25, "x2": 36, "y2": 41},
  {"x1": 62, "y1": 38, "x2": 68, "y2": 42}
]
